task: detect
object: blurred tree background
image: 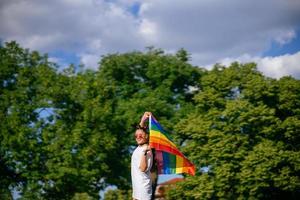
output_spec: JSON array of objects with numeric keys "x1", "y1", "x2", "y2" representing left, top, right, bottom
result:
[{"x1": 0, "y1": 42, "x2": 299, "y2": 199}]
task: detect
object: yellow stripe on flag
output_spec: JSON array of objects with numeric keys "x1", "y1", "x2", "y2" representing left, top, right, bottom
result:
[{"x1": 176, "y1": 156, "x2": 184, "y2": 173}]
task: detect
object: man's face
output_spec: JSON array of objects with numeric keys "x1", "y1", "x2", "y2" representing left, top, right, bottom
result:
[{"x1": 135, "y1": 129, "x2": 148, "y2": 145}]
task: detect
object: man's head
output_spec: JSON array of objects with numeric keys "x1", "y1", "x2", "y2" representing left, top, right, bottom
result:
[{"x1": 135, "y1": 127, "x2": 149, "y2": 145}]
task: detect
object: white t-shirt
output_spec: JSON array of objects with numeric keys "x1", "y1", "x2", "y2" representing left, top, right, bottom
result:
[{"x1": 131, "y1": 145, "x2": 153, "y2": 200}]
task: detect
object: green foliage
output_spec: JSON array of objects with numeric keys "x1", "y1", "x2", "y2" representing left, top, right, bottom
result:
[
  {"x1": 0, "y1": 41, "x2": 58, "y2": 198},
  {"x1": 168, "y1": 63, "x2": 300, "y2": 199},
  {"x1": 71, "y1": 193, "x2": 95, "y2": 200},
  {"x1": 0, "y1": 42, "x2": 201, "y2": 199},
  {"x1": 103, "y1": 189, "x2": 131, "y2": 200},
  {"x1": 1, "y1": 42, "x2": 299, "y2": 199}
]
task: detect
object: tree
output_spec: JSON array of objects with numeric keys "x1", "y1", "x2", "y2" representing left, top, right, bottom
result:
[
  {"x1": 103, "y1": 189, "x2": 131, "y2": 200},
  {"x1": 3, "y1": 41, "x2": 298, "y2": 199},
  {"x1": 95, "y1": 48, "x2": 202, "y2": 196},
  {"x1": 0, "y1": 41, "x2": 58, "y2": 199},
  {"x1": 167, "y1": 63, "x2": 300, "y2": 199},
  {"x1": 0, "y1": 42, "x2": 201, "y2": 199}
]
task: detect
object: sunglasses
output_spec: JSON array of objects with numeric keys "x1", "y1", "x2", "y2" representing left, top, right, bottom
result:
[{"x1": 135, "y1": 132, "x2": 147, "y2": 139}]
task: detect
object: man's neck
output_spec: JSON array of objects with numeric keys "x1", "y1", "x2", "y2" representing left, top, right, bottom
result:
[{"x1": 138, "y1": 143, "x2": 148, "y2": 147}]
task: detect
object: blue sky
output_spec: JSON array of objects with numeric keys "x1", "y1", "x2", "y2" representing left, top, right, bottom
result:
[
  {"x1": 263, "y1": 29, "x2": 300, "y2": 57},
  {"x1": 1, "y1": 0, "x2": 300, "y2": 79}
]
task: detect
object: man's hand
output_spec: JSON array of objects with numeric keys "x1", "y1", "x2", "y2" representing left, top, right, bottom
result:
[{"x1": 140, "y1": 112, "x2": 152, "y2": 127}]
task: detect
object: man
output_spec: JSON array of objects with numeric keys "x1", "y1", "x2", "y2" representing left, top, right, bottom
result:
[{"x1": 131, "y1": 112, "x2": 153, "y2": 200}]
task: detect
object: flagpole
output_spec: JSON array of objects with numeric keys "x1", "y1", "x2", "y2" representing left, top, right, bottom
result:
[
  {"x1": 149, "y1": 114, "x2": 152, "y2": 149},
  {"x1": 149, "y1": 114, "x2": 152, "y2": 132}
]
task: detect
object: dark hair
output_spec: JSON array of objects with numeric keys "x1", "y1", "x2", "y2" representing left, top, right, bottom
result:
[{"x1": 135, "y1": 124, "x2": 149, "y2": 134}]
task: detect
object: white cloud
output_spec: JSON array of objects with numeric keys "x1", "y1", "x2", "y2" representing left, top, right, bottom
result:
[
  {"x1": 257, "y1": 52, "x2": 300, "y2": 79},
  {"x1": 0, "y1": 0, "x2": 300, "y2": 73},
  {"x1": 80, "y1": 53, "x2": 100, "y2": 69},
  {"x1": 137, "y1": 0, "x2": 300, "y2": 63},
  {"x1": 213, "y1": 51, "x2": 300, "y2": 79},
  {"x1": 274, "y1": 29, "x2": 296, "y2": 45},
  {"x1": 139, "y1": 19, "x2": 158, "y2": 43},
  {"x1": 0, "y1": 0, "x2": 144, "y2": 67}
]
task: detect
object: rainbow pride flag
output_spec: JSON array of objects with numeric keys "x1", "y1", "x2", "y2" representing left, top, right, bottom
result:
[{"x1": 149, "y1": 116, "x2": 195, "y2": 176}]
